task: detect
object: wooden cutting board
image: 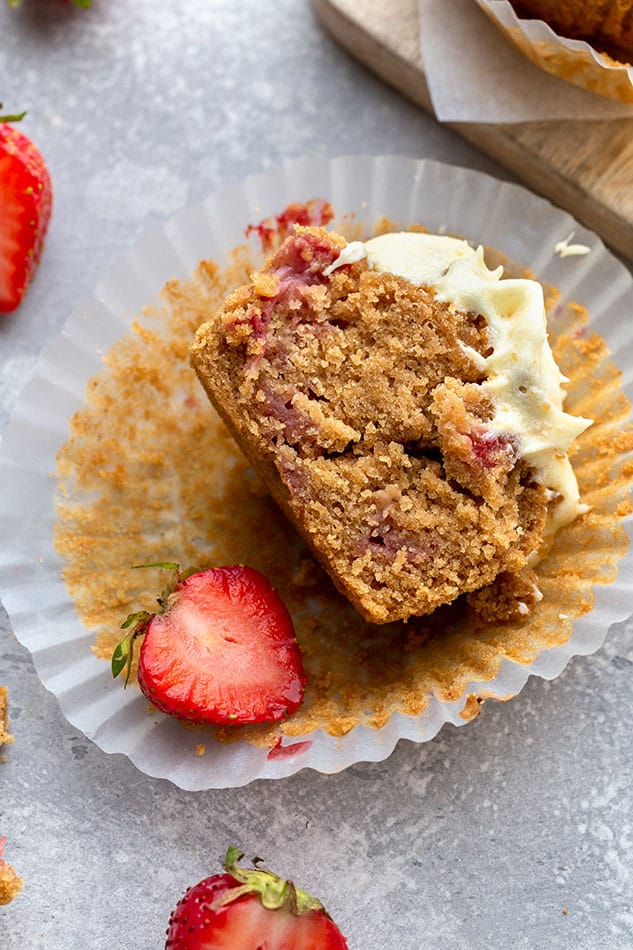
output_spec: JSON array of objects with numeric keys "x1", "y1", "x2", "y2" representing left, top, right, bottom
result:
[{"x1": 313, "y1": 0, "x2": 633, "y2": 264}]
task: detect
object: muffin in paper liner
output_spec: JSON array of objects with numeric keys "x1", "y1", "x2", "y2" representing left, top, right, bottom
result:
[
  {"x1": 476, "y1": 0, "x2": 633, "y2": 103},
  {"x1": 1, "y1": 155, "x2": 632, "y2": 790}
]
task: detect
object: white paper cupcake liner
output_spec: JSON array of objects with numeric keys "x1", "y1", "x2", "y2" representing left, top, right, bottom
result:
[
  {"x1": 1, "y1": 155, "x2": 632, "y2": 789},
  {"x1": 476, "y1": 0, "x2": 633, "y2": 103}
]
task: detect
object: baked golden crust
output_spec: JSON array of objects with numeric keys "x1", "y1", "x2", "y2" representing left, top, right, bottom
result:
[{"x1": 191, "y1": 227, "x2": 549, "y2": 624}]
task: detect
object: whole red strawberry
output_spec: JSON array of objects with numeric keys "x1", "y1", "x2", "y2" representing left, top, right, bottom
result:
[
  {"x1": 165, "y1": 847, "x2": 349, "y2": 950},
  {"x1": 112, "y1": 562, "x2": 306, "y2": 725},
  {"x1": 0, "y1": 107, "x2": 52, "y2": 313}
]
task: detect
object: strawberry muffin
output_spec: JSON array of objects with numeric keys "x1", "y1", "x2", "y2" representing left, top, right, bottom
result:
[
  {"x1": 511, "y1": 1, "x2": 633, "y2": 59},
  {"x1": 191, "y1": 227, "x2": 590, "y2": 625}
]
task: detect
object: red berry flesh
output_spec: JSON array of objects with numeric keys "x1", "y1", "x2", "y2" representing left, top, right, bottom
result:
[{"x1": 137, "y1": 566, "x2": 306, "y2": 725}]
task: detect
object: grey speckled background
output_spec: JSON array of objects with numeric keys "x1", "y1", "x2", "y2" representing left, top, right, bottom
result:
[{"x1": 1, "y1": 2, "x2": 632, "y2": 948}]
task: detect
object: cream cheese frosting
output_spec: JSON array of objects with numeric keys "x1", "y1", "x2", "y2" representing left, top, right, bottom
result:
[
  {"x1": 327, "y1": 231, "x2": 592, "y2": 549},
  {"x1": 554, "y1": 232, "x2": 592, "y2": 258}
]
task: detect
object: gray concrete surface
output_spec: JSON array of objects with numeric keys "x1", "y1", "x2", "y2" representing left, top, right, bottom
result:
[{"x1": 1, "y1": 2, "x2": 632, "y2": 947}]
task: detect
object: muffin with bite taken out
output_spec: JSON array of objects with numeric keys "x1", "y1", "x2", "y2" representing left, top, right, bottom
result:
[{"x1": 191, "y1": 226, "x2": 590, "y2": 625}]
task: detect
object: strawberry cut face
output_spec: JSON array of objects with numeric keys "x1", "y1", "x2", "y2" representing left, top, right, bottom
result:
[{"x1": 137, "y1": 566, "x2": 306, "y2": 725}]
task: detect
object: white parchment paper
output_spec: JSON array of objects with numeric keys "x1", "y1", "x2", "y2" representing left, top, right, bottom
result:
[{"x1": 419, "y1": 0, "x2": 633, "y2": 122}]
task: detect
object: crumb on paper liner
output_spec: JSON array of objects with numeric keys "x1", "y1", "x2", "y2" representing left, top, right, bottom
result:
[
  {"x1": 476, "y1": 0, "x2": 633, "y2": 104},
  {"x1": 54, "y1": 216, "x2": 633, "y2": 752}
]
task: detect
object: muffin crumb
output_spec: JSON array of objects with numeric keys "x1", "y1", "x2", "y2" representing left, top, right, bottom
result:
[
  {"x1": 0, "y1": 838, "x2": 22, "y2": 906},
  {"x1": 0, "y1": 688, "x2": 13, "y2": 747}
]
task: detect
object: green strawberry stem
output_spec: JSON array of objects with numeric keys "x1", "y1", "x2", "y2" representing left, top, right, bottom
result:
[{"x1": 216, "y1": 848, "x2": 330, "y2": 917}]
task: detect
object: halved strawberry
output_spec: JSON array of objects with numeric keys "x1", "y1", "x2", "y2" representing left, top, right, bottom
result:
[
  {"x1": 0, "y1": 108, "x2": 52, "y2": 313},
  {"x1": 112, "y1": 563, "x2": 306, "y2": 725},
  {"x1": 165, "y1": 846, "x2": 349, "y2": 950}
]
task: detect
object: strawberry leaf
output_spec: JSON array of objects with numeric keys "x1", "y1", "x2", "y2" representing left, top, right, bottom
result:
[
  {"x1": 120, "y1": 609, "x2": 151, "y2": 631},
  {"x1": 132, "y1": 561, "x2": 180, "y2": 571},
  {"x1": 219, "y1": 848, "x2": 326, "y2": 915},
  {"x1": 224, "y1": 846, "x2": 243, "y2": 866},
  {"x1": 111, "y1": 635, "x2": 132, "y2": 680},
  {"x1": 112, "y1": 611, "x2": 151, "y2": 685},
  {"x1": 0, "y1": 103, "x2": 26, "y2": 123}
]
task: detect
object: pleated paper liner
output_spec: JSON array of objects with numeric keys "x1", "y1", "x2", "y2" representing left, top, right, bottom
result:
[
  {"x1": 1, "y1": 157, "x2": 632, "y2": 788},
  {"x1": 476, "y1": 0, "x2": 633, "y2": 103},
  {"x1": 54, "y1": 226, "x2": 632, "y2": 738}
]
